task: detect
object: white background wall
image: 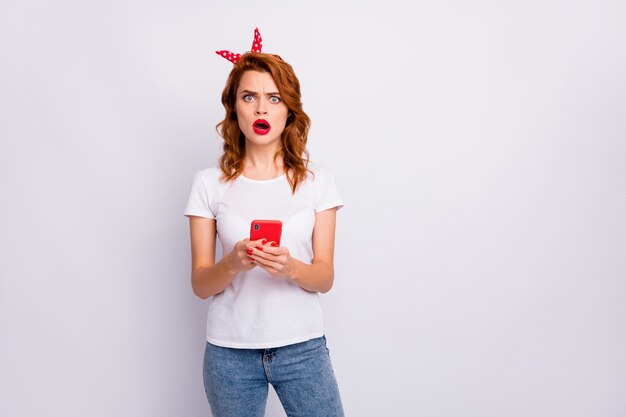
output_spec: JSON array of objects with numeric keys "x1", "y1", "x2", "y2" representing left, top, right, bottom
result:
[{"x1": 1, "y1": 1, "x2": 625, "y2": 416}]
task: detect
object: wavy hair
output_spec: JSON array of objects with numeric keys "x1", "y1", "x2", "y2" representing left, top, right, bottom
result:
[{"x1": 216, "y1": 53, "x2": 312, "y2": 193}]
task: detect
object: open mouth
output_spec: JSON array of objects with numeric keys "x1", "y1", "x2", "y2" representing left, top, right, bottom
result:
[{"x1": 253, "y1": 119, "x2": 271, "y2": 135}]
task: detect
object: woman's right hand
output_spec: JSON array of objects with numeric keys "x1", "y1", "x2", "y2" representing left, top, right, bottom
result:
[{"x1": 224, "y1": 238, "x2": 265, "y2": 274}]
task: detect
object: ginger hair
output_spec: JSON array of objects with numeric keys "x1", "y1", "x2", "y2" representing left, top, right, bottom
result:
[{"x1": 216, "y1": 53, "x2": 312, "y2": 193}]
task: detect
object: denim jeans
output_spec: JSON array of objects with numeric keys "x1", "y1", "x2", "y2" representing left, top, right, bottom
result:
[{"x1": 203, "y1": 336, "x2": 344, "y2": 417}]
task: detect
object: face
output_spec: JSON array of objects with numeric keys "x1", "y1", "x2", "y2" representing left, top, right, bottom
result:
[{"x1": 234, "y1": 70, "x2": 289, "y2": 147}]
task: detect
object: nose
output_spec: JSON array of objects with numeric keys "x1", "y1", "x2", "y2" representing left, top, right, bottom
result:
[{"x1": 254, "y1": 100, "x2": 267, "y2": 115}]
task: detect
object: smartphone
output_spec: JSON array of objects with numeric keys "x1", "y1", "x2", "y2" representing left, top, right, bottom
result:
[{"x1": 250, "y1": 219, "x2": 282, "y2": 246}]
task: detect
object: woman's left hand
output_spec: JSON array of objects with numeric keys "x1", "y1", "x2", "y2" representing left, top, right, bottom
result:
[{"x1": 248, "y1": 242, "x2": 299, "y2": 279}]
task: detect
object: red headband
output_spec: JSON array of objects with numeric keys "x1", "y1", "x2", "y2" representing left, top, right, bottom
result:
[{"x1": 215, "y1": 27, "x2": 263, "y2": 64}]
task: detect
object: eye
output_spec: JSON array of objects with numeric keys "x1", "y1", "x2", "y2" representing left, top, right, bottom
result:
[
  {"x1": 269, "y1": 96, "x2": 281, "y2": 104},
  {"x1": 243, "y1": 95, "x2": 254, "y2": 102}
]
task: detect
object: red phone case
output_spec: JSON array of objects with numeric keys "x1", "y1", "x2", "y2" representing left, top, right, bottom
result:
[{"x1": 250, "y1": 220, "x2": 282, "y2": 246}]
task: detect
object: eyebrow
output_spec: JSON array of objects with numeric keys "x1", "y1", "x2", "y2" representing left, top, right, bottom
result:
[{"x1": 240, "y1": 90, "x2": 281, "y2": 96}]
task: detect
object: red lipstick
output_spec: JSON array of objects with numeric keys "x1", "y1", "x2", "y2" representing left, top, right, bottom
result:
[{"x1": 253, "y1": 119, "x2": 271, "y2": 135}]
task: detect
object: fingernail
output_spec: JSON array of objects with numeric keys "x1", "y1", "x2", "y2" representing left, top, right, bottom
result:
[
  {"x1": 246, "y1": 248, "x2": 253, "y2": 254},
  {"x1": 271, "y1": 242, "x2": 278, "y2": 247},
  {"x1": 262, "y1": 239, "x2": 267, "y2": 244},
  {"x1": 256, "y1": 246, "x2": 263, "y2": 251}
]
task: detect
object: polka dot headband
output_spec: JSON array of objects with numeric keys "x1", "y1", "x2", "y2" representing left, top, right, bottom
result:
[{"x1": 215, "y1": 27, "x2": 263, "y2": 64}]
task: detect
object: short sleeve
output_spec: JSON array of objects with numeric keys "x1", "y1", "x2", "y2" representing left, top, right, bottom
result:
[
  {"x1": 314, "y1": 166, "x2": 344, "y2": 212},
  {"x1": 183, "y1": 170, "x2": 216, "y2": 219}
]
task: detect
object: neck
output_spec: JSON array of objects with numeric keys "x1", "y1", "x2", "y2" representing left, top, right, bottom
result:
[{"x1": 244, "y1": 143, "x2": 284, "y2": 180}]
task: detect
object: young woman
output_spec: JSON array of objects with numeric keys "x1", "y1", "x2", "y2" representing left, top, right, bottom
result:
[{"x1": 184, "y1": 30, "x2": 345, "y2": 417}]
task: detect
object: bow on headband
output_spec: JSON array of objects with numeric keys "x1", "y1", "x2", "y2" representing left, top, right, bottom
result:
[{"x1": 216, "y1": 27, "x2": 263, "y2": 64}]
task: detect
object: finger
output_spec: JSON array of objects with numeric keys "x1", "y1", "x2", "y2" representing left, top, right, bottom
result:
[
  {"x1": 251, "y1": 238, "x2": 268, "y2": 247},
  {"x1": 252, "y1": 245, "x2": 285, "y2": 256},
  {"x1": 236, "y1": 238, "x2": 251, "y2": 251},
  {"x1": 239, "y1": 254, "x2": 255, "y2": 269},
  {"x1": 251, "y1": 255, "x2": 284, "y2": 272},
  {"x1": 248, "y1": 246, "x2": 278, "y2": 262},
  {"x1": 242, "y1": 238, "x2": 263, "y2": 252}
]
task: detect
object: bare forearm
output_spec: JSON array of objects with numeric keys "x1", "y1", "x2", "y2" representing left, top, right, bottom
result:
[
  {"x1": 289, "y1": 260, "x2": 335, "y2": 293},
  {"x1": 192, "y1": 258, "x2": 238, "y2": 299}
]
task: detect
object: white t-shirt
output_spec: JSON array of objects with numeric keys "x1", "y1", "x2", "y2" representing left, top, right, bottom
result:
[{"x1": 184, "y1": 162, "x2": 343, "y2": 349}]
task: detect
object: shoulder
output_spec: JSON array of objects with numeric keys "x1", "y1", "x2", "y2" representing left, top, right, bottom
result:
[
  {"x1": 306, "y1": 161, "x2": 335, "y2": 183},
  {"x1": 188, "y1": 167, "x2": 228, "y2": 198},
  {"x1": 194, "y1": 166, "x2": 222, "y2": 180},
  {"x1": 305, "y1": 161, "x2": 343, "y2": 210},
  {"x1": 185, "y1": 167, "x2": 224, "y2": 218},
  {"x1": 191, "y1": 166, "x2": 224, "y2": 186}
]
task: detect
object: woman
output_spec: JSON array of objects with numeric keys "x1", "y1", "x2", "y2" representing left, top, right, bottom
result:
[{"x1": 184, "y1": 29, "x2": 345, "y2": 417}]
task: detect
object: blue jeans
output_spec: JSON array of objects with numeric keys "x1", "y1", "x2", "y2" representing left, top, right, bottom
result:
[{"x1": 203, "y1": 336, "x2": 344, "y2": 417}]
